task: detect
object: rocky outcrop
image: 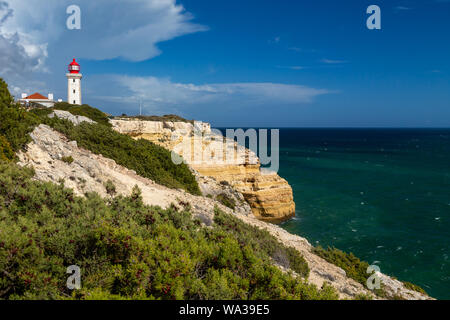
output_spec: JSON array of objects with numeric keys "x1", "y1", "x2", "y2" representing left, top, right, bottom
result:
[
  {"x1": 17, "y1": 124, "x2": 251, "y2": 221},
  {"x1": 110, "y1": 118, "x2": 295, "y2": 223},
  {"x1": 48, "y1": 110, "x2": 96, "y2": 125}
]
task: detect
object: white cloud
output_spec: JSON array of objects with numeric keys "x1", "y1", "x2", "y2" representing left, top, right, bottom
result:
[
  {"x1": 288, "y1": 47, "x2": 316, "y2": 53},
  {"x1": 394, "y1": 6, "x2": 412, "y2": 10},
  {"x1": 99, "y1": 75, "x2": 331, "y2": 113},
  {"x1": 321, "y1": 58, "x2": 348, "y2": 64},
  {"x1": 277, "y1": 65, "x2": 306, "y2": 70},
  {"x1": 0, "y1": 0, "x2": 207, "y2": 76},
  {"x1": 268, "y1": 36, "x2": 281, "y2": 44},
  {"x1": 0, "y1": 1, "x2": 46, "y2": 77}
]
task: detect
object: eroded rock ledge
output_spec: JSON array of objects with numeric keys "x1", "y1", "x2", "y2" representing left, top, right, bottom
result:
[{"x1": 110, "y1": 118, "x2": 296, "y2": 223}]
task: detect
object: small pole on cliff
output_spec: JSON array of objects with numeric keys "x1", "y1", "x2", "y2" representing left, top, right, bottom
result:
[{"x1": 139, "y1": 98, "x2": 142, "y2": 116}]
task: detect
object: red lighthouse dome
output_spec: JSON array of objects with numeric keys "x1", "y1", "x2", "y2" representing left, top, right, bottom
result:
[{"x1": 68, "y1": 58, "x2": 80, "y2": 74}]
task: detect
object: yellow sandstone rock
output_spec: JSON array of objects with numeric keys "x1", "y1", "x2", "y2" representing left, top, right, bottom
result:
[{"x1": 110, "y1": 119, "x2": 296, "y2": 223}]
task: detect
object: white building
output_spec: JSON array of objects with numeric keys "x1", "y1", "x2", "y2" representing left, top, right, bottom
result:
[
  {"x1": 67, "y1": 58, "x2": 82, "y2": 105},
  {"x1": 19, "y1": 93, "x2": 55, "y2": 108}
]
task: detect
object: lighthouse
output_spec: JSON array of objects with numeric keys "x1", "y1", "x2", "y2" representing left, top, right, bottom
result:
[{"x1": 66, "y1": 59, "x2": 82, "y2": 105}]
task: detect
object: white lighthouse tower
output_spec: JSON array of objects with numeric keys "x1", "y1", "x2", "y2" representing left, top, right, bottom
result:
[{"x1": 66, "y1": 58, "x2": 82, "y2": 105}]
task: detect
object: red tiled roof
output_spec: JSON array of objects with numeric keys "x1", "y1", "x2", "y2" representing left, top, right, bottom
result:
[{"x1": 25, "y1": 93, "x2": 48, "y2": 100}]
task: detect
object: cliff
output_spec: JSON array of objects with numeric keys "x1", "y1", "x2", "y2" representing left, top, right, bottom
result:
[
  {"x1": 13, "y1": 110, "x2": 432, "y2": 300},
  {"x1": 110, "y1": 118, "x2": 295, "y2": 223}
]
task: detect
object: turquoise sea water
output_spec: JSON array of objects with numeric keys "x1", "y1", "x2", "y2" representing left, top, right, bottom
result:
[{"x1": 274, "y1": 129, "x2": 449, "y2": 299}]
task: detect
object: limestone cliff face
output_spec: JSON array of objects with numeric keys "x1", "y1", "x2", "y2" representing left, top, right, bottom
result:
[{"x1": 110, "y1": 119, "x2": 295, "y2": 223}]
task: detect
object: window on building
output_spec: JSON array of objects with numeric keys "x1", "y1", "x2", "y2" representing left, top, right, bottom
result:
[
  {"x1": 73, "y1": 79, "x2": 75, "y2": 83},
  {"x1": 73, "y1": 90, "x2": 76, "y2": 94},
  {"x1": 73, "y1": 100, "x2": 76, "y2": 104}
]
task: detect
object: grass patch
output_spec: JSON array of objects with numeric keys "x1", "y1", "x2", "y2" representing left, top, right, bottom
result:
[
  {"x1": 61, "y1": 156, "x2": 74, "y2": 164},
  {"x1": 215, "y1": 193, "x2": 236, "y2": 210}
]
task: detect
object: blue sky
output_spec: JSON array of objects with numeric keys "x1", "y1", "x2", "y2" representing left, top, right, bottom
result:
[{"x1": 0, "y1": 0, "x2": 449, "y2": 127}]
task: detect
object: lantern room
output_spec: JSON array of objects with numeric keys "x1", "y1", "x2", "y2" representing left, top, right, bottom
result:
[{"x1": 68, "y1": 58, "x2": 80, "y2": 74}]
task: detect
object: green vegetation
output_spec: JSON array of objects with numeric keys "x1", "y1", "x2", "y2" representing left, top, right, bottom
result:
[
  {"x1": 215, "y1": 193, "x2": 236, "y2": 210},
  {"x1": 312, "y1": 246, "x2": 427, "y2": 299},
  {"x1": 104, "y1": 180, "x2": 117, "y2": 197},
  {"x1": 0, "y1": 162, "x2": 338, "y2": 300},
  {"x1": 354, "y1": 293, "x2": 374, "y2": 300},
  {"x1": 214, "y1": 210, "x2": 310, "y2": 278},
  {"x1": 313, "y1": 246, "x2": 370, "y2": 286},
  {"x1": 52, "y1": 102, "x2": 112, "y2": 127},
  {"x1": 40, "y1": 116, "x2": 201, "y2": 195},
  {"x1": 402, "y1": 281, "x2": 427, "y2": 295},
  {"x1": 61, "y1": 156, "x2": 74, "y2": 164},
  {"x1": 0, "y1": 78, "x2": 14, "y2": 107},
  {"x1": 114, "y1": 114, "x2": 193, "y2": 124},
  {"x1": 0, "y1": 79, "x2": 40, "y2": 154},
  {"x1": 0, "y1": 135, "x2": 14, "y2": 162}
]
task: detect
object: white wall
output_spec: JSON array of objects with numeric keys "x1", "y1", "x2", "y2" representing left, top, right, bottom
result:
[{"x1": 67, "y1": 74, "x2": 82, "y2": 105}]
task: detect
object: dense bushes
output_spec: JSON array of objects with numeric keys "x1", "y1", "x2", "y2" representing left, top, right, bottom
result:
[
  {"x1": 0, "y1": 78, "x2": 14, "y2": 107},
  {"x1": 40, "y1": 116, "x2": 201, "y2": 195},
  {"x1": 52, "y1": 102, "x2": 111, "y2": 127},
  {"x1": 115, "y1": 114, "x2": 193, "y2": 124},
  {"x1": 0, "y1": 79, "x2": 40, "y2": 154},
  {"x1": 0, "y1": 135, "x2": 14, "y2": 161},
  {"x1": 0, "y1": 162, "x2": 338, "y2": 300},
  {"x1": 313, "y1": 246, "x2": 370, "y2": 286},
  {"x1": 214, "y1": 210, "x2": 310, "y2": 278},
  {"x1": 312, "y1": 246, "x2": 427, "y2": 298}
]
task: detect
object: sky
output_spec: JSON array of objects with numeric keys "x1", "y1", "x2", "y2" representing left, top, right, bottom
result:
[{"x1": 0, "y1": 0, "x2": 449, "y2": 127}]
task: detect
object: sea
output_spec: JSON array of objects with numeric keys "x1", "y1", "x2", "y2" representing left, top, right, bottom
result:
[{"x1": 219, "y1": 128, "x2": 450, "y2": 299}]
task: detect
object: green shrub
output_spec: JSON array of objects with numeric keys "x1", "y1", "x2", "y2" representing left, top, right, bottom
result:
[
  {"x1": 104, "y1": 180, "x2": 117, "y2": 197},
  {"x1": 40, "y1": 116, "x2": 201, "y2": 195},
  {"x1": 354, "y1": 293, "x2": 374, "y2": 300},
  {"x1": 0, "y1": 79, "x2": 40, "y2": 153},
  {"x1": 312, "y1": 246, "x2": 425, "y2": 299},
  {"x1": 115, "y1": 114, "x2": 193, "y2": 124},
  {"x1": 0, "y1": 162, "x2": 338, "y2": 300},
  {"x1": 313, "y1": 246, "x2": 370, "y2": 286},
  {"x1": 215, "y1": 193, "x2": 236, "y2": 210},
  {"x1": 61, "y1": 156, "x2": 74, "y2": 164},
  {"x1": 402, "y1": 281, "x2": 427, "y2": 295},
  {"x1": 29, "y1": 107, "x2": 53, "y2": 118},
  {"x1": 0, "y1": 135, "x2": 14, "y2": 161},
  {"x1": 52, "y1": 102, "x2": 111, "y2": 127},
  {"x1": 214, "y1": 209, "x2": 310, "y2": 278},
  {"x1": 0, "y1": 78, "x2": 14, "y2": 108}
]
